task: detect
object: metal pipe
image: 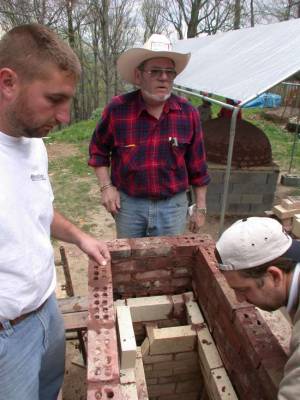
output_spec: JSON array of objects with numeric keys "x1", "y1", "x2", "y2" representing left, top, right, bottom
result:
[
  {"x1": 288, "y1": 90, "x2": 300, "y2": 174},
  {"x1": 219, "y1": 107, "x2": 240, "y2": 236},
  {"x1": 174, "y1": 86, "x2": 236, "y2": 110}
]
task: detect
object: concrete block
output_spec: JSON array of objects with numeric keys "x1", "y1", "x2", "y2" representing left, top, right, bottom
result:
[
  {"x1": 117, "y1": 306, "x2": 137, "y2": 369},
  {"x1": 141, "y1": 337, "x2": 150, "y2": 356},
  {"x1": 151, "y1": 358, "x2": 198, "y2": 372},
  {"x1": 147, "y1": 382, "x2": 176, "y2": 396},
  {"x1": 120, "y1": 383, "x2": 139, "y2": 400},
  {"x1": 145, "y1": 369, "x2": 172, "y2": 378},
  {"x1": 114, "y1": 299, "x2": 126, "y2": 314},
  {"x1": 171, "y1": 294, "x2": 185, "y2": 318},
  {"x1": 174, "y1": 351, "x2": 198, "y2": 361},
  {"x1": 273, "y1": 204, "x2": 300, "y2": 219},
  {"x1": 135, "y1": 347, "x2": 149, "y2": 400},
  {"x1": 210, "y1": 367, "x2": 238, "y2": 399},
  {"x1": 197, "y1": 325, "x2": 223, "y2": 376},
  {"x1": 143, "y1": 354, "x2": 173, "y2": 364},
  {"x1": 176, "y1": 379, "x2": 202, "y2": 393},
  {"x1": 240, "y1": 194, "x2": 263, "y2": 204},
  {"x1": 281, "y1": 198, "x2": 295, "y2": 209},
  {"x1": 120, "y1": 368, "x2": 136, "y2": 384},
  {"x1": 148, "y1": 326, "x2": 197, "y2": 355},
  {"x1": 127, "y1": 295, "x2": 173, "y2": 322},
  {"x1": 185, "y1": 299, "x2": 205, "y2": 325}
]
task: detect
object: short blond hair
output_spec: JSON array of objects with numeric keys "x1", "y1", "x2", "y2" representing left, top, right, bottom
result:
[{"x1": 0, "y1": 23, "x2": 81, "y2": 81}]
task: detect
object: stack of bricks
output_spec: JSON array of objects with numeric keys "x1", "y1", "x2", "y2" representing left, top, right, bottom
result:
[
  {"x1": 87, "y1": 235, "x2": 289, "y2": 400},
  {"x1": 272, "y1": 196, "x2": 300, "y2": 234}
]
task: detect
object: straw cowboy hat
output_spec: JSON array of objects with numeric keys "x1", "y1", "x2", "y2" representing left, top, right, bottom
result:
[{"x1": 117, "y1": 34, "x2": 191, "y2": 85}]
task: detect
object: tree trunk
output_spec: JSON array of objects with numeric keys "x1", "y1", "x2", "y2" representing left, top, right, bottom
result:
[
  {"x1": 250, "y1": 0, "x2": 254, "y2": 27},
  {"x1": 234, "y1": 0, "x2": 241, "y2": 30},
  {"x1": 65, "y1": 0, "x2": 80, "y2": 121}
]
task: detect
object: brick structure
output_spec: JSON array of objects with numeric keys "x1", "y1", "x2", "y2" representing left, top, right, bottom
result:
[
  {"x1": 87, "y1": 235, "x2": 288, "y2": 399},
  {"x1": 207, "y1": 162, "x2": 280, "y2": 215}
]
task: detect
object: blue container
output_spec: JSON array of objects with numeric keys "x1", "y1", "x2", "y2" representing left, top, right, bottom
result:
[{"x1": 243, "y1": 93, "x2": 282, "y2": 108}]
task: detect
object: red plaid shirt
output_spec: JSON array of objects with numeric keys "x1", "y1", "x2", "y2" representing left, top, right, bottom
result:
[{"x1": 88, "y1": 90, "x2": 210, "y2": 199}]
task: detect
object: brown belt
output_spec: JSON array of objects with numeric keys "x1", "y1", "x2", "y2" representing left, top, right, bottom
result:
[{"x1": 0, "y1": 302, "x2": 45, "y2": 331}]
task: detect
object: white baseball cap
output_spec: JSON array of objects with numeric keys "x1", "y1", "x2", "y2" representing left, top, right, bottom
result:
[
  {"x1": 117, "y1": 34, "x2": 190, "y2": 85},
  {"x1": 216, "y1": 217, "x2": 300, "y2": 271}
]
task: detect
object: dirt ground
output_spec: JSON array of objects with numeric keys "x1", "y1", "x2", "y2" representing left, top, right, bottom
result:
[{"x1": 55, "y1": 177, "x2": 296, "y2": 400}]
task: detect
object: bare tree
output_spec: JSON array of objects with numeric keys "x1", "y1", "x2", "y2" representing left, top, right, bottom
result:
[
  {"x1": 234, "y1": 0, "x2": 241, "y2": 28},
  {"x1": 0, "y1": 0, "x2": 65, "y2": 30},
  {"x1": 256, "y1": 0, "x2": 300, "y2": 22},
  {"x1": 163, "y1": 0, "x2": 234, "y2": 38},
  {"x1": 141, "y1": 0, "x2": 170, "y2": 41}
]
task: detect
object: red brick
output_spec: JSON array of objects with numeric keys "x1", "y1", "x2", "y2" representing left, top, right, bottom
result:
[
  {"x1": 213, "y1": 274, "x2": 250, "y2": 321},
  {"x1": 234, "y1": 308, "x2": 287, "y2": 369},
  {"x1": 107, "y1": 238, "x2": 131, "y2": 258},
  {"x1": 135, "y1": 269, "x2": 171, "y2": 280},
  {"x1": 129, "y1": 236, "x2": 175, "y2": 257},
  {"x1": 258, "y1": 356, "x2": 286, "y2": 400}
]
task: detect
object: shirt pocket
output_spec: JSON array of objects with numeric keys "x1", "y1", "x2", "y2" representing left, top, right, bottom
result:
[{"x1": 168, "y1": 140, "x2": 189, "y2": 170}]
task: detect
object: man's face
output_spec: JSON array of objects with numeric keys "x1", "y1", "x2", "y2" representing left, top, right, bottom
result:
[
  {"x1": 5, "y1": 65, "x2": 76, "y2": 138},
  {"x1": 223, "y1": 270, "x2": 285, "y2": 312},
  {"x1": 135, "y1": 57, "x2": 176, "y2": 105}
]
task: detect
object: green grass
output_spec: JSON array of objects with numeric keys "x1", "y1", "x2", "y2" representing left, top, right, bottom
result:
[
  {"x1": 47, "y1": 119, "x2": 100, "y2": 232},
  {"x1": 47, "y1": 119, "x2": 96, "y2": 143}
]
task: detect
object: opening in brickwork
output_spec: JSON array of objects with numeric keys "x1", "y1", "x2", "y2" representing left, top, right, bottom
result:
[{"x1": 115, "y1": 292, "x2": 237, "y2": 400}]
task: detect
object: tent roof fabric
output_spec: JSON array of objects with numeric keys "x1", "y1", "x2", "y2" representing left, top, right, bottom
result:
[{"x1": 173, "y1": 19, "x2": 300, "y2": 106}]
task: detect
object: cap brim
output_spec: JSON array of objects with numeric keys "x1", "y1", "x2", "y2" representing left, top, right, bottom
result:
[
  {"x1": 283, "y1": 239, "x2": 300, "y2": 262},
  {"x1": 117, "y1": 48, "x2": 190, "y2": 85}
]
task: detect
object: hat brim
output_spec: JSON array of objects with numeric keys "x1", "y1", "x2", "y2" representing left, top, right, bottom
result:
[
  {"x1": 117, "y1": 48, "x2": 191, "y2": 85},
  {"x1": 282, "y1": 239, "x2": 300, "y2": 262}
]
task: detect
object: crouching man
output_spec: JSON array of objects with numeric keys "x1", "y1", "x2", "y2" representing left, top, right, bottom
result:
[{"x1": 215, "y1": 217, "x2": 300, "y2": 400}]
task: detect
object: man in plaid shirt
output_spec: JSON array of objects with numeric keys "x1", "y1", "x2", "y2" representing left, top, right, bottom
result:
[{"x1": 89, "y1": 34, "x2": 210, "y2": 238}]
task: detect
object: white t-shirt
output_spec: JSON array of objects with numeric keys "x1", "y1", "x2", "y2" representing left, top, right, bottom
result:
[{"x1": 0, "y1": 131, "x2": 56, "y2": 320}]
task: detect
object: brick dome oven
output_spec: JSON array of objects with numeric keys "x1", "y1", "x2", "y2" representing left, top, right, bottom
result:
[
  {"x1": 201, "y1": 117, "x2": 279, "y2": 215},
  {"x1": 203, "y1": 118, "x2": 272, "y2": 167}
]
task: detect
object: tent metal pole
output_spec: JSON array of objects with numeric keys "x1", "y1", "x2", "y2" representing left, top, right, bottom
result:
[
  {"x1": 288, "y1": 90, "x2": 300, "y2": 174},
  {"x1": 218, "y1": 107, "x2": 240, "y2": 237}
]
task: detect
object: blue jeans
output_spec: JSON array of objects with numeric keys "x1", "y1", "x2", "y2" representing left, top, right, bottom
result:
[
  {"x1": 115, "y1": 191, "x2": 188, "y2": 238},
  {"x1": 0, "y1": 293, "x2": 65, "y2": 400}
]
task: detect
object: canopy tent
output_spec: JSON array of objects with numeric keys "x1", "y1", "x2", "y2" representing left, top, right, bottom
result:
[
  {"x1": 172, "y1": 19, "x2": 300, "y2": 234},
  {"x1": 174, "y1": 19, "x2": 300, "y2": 106}
]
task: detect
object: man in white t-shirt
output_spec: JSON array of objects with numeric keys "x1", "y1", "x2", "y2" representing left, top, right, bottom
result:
[{"x1": 0, "y1": 24, "x2": 110, "y2": 400}]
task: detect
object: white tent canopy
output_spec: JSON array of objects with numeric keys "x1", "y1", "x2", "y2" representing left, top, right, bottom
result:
[{"x1": 173, "y1": 19, "x2": 300, "y2": 106}]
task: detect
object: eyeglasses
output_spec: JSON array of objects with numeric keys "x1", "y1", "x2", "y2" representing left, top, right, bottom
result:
[{"x1": 140, "y1": 68, "x2": 177, "y2": 80}]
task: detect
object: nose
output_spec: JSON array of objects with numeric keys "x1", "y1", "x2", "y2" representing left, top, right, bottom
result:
[
  {"x1": 158, "y1": 70, "x2": 169, "y2": 80},
  {"x1": 55, "y1": 103, "x2": 71, "y2": 125}
]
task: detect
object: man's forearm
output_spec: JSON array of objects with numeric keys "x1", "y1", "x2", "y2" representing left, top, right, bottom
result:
[
  {"x1": 94, "y1": 166, "x2": 111, "y2": 187},
  {"x1": 51, "y1": 209, "x2": 110, "y2": 266},
  {"x1": 192, "y1": 185, "x2": 207, "y2": 208},
  {"x1": 51, "y1": 209, "x2": 86, "y2": 246}
]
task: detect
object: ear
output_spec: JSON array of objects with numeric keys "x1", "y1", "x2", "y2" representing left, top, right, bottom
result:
[
  {"x1": 0, "y1": 68, "x2": 19, "y2": 99},
  {"x1": 134, "y1": 68, "x2": 142, "y2": 86},
  {"x1": 267, "y1": 266, "x2": 284, "y2": 287}
]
